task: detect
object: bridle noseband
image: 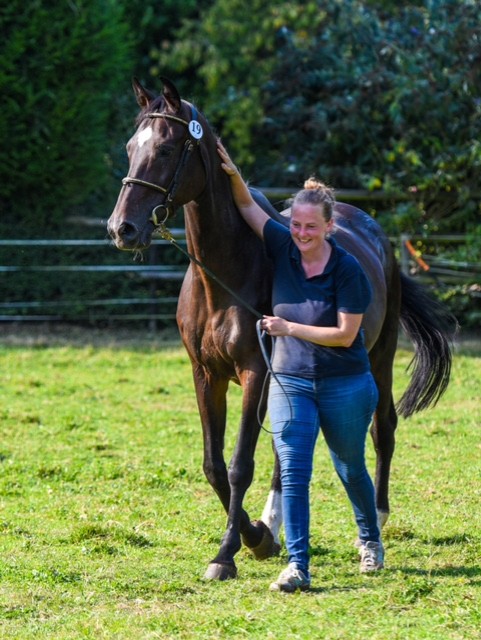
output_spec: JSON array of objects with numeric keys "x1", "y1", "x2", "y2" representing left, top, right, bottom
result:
[{"x1": 121, "y1": 105, "x2": 203, "y2": 227}]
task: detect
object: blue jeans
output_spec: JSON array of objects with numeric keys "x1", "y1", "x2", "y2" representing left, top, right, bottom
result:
[{"x1": 268, "y1": 372, "x2": 379, "y2": 573}]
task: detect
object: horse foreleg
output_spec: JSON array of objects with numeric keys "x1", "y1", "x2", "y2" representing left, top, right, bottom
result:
[
  {"x1": 191, "y1": 368, "x2": 237, "y2": 579},
  {"x1": 205, "y1": 369, "x2": 279, "y2": 579},
  {"x1": 203, "y1": 433, "x2": 253, "y2": 579},
  {"x1": 236, "y1": 374, "x2": 281, "y2": 559}
]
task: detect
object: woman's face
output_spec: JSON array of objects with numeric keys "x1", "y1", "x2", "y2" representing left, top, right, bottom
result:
[{"x1": 289, "y1": 203, "x2": 333, "y2": 256}]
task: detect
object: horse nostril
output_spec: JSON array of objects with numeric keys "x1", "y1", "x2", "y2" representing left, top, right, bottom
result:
[{"x1": 118, "y1": 222, "x2": 139, "y2": 242}]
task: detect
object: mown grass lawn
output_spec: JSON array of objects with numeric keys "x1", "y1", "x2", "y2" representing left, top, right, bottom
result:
[{"x1": 0, "y1": 325, "x2": 480, "y2": 639}]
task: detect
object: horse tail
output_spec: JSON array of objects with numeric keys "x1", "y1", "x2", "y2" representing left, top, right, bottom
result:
[{"x1": 397, "y1": 272, "x2": 458, "y2": 419}]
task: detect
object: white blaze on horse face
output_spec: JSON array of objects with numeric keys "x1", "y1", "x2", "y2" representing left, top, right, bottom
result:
[{"x1": 138, "y1": 126, "x2": 153, "y2": 148}]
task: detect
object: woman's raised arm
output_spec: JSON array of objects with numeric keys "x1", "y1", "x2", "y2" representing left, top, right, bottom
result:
[{"x1": 217, "y1": 140, "x2": 270, "y2": 239}]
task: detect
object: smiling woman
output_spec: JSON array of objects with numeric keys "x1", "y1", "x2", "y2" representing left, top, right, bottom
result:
[
  {"x1": 289, "y1": 204, "x2": 333, "y2": 274},
  {"x1": 289, "y1": 179, "x2": 334, "y2": 262},
  {"x1": 218, "y1": 143, "x2": 385, "y2": 590}
]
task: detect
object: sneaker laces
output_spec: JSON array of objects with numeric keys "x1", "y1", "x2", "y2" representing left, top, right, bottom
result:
[{"x1": 360, "y1": 541, "x2": 383, "y2": 570}]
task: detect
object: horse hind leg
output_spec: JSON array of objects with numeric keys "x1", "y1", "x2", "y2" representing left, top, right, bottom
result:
[
  {"x1": 370, "y1": 385, "x2": 397, "y2": 530},
  {"x1": 368, "y1": 269, "x2": 400, "y2": 532}
]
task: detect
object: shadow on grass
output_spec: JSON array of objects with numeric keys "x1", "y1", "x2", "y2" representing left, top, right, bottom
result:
[
  {"x1": 427, "y1": 533, "x2": 475, "y2": 545},
  {"x1": 0, "y1": 322, "x2": 183, "y2": 351},
  {"x1": 388, "y1": 531, "x2": 481, "y2": 580},
  {"x1": 395, "y1": 565, "x2": 481, "y2": 582}
]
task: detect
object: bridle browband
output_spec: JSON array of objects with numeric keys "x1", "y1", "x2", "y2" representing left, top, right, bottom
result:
[{"x1": 121, "y1": 105, "x2": 202, "y2": 227}]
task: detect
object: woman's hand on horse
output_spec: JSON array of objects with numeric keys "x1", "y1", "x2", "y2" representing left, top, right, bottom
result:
[
  {"x1": 217, "y1": 138, "x2": 269, "y2": 239},
  {"x1": 217, "y1": 140, "x2": 239, "y2": 176}
]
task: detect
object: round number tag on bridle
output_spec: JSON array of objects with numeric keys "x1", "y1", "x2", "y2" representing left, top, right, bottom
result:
[{"x1": 189, "y1": 120, "x2": 203, "y2": 140}]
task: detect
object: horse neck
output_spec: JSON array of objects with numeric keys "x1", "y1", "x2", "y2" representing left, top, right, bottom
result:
[{"x1": 183, "y1": 164, "x2": 250, "y2": 273}]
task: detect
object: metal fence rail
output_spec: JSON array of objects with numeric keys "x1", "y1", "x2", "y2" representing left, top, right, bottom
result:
[
  {"x1": 1, "y1": 230, "x2": 479, "y2": 325},
  {"x1": 399, "y1": 233, "x2": 481, "y2": 293},
  {"x1": 0, "y1": 233, "x2": 187, "y2": 326}
]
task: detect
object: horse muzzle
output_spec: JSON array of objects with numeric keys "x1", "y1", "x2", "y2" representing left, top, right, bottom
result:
[{"x1": 107, "y1": 217, "x2": 152, "y2": 251}]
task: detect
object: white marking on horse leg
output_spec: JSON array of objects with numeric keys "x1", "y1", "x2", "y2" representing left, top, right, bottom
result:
[
  {"x1": 261, "y1": 489, "x2": 283, "y2": 546},
  {"x1": 377, "y1": 510, "x2": 389, "y2": 529},
  {"x1": 137, "y1": 126, "x2": 153, "y2": 148}
]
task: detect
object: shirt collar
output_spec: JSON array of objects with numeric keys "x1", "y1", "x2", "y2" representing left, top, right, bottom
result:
[{"x1": 290, "y1": 236, "x2": 338, "y2": 276}]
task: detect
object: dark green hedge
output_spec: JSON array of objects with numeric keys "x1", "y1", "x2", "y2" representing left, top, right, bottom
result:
[{"x1": 0, "y1": 0, "x2": 134, "y2": 237}]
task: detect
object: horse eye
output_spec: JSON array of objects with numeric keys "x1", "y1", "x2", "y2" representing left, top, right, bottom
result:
[{"x1": 156, "y1": 145, "x2": 173, "y2": 158}]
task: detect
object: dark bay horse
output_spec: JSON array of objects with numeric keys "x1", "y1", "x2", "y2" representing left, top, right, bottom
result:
[{"x1": 108, "y1": 78, "x2": 457, "y2": 581}]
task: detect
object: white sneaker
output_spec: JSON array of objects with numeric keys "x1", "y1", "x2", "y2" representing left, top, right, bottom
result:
[
  {"x1": 269, "y1": 563, "x2": 311, "y2": 592},
  {"x1": 360, "y1": 541, "x2": 384, "y2": 573}
]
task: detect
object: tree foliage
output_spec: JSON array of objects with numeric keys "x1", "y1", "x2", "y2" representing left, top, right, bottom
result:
[
  {"x1": 153, "y1": 0, "x2": 481, "y2": 235},
  {"x1": 155, "y1": 1, "x2": 325, "y2": 165},
  {"x1": 0, "y1": 0, "x2": 133, "y2": 235},
  {"x1": 267, "y1": 0, "x2": 481, "y2": 236},
  {"x1": 121, "y1": 0, "x2": 213, "y2": 84},
  {"x1": 3, "y1": 0, "x2": 478, "y2": 237}
]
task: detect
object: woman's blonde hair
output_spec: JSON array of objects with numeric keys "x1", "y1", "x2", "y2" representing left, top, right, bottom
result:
[{"x1": 292, "y1": 177, "x2": 335, "y2": 222}]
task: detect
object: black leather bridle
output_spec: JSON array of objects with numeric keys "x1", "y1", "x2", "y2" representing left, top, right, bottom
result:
[{"x1": 121, "y1": 105, "x2": 202, "y2": 227}]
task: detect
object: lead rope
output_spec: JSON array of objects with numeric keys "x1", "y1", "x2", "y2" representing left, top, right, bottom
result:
[
  {"x1": 158, "y1": 224, "x2": 263, "y2": 320},
  {"x1": 159, "y1": 223, "x2": 292, "y2": 435},
  {"x1": 255, "y1": 320, "x2": 293, "y2": 435}
]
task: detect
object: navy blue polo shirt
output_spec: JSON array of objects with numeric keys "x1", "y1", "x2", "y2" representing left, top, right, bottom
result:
[{"x1": 264, "y1": 218, "x2": 372, "y2": 378}]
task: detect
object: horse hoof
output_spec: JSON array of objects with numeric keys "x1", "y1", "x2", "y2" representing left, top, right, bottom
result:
[
  {"x1": 203, "y1": 562, "x2": 237, "y2": 581},
  {"x1": 243, "y1": 520, "x2": 281, "y2": 560}
]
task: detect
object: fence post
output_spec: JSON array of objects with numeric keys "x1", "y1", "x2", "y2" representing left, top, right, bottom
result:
[
  {"x1": 400, "y1": 233, "x2": 410, "y2": 275},
  {"x1": 149, "y1": 244, "x2": 158, "y2": 332}
]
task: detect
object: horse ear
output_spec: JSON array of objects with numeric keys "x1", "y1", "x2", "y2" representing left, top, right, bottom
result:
[
  {"x1": 160, "y1": 76, "x2": 181, "y2": 113},
  {"x1": 132, "y1": 77, "x2": 156, "y2": 108}
]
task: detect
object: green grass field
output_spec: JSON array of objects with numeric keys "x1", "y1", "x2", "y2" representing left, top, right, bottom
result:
[{"x1": 0, "y1": 325, "x2": 480, "y2": 639}]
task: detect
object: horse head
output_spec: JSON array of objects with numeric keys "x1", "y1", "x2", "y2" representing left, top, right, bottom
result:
[{"x1": 108, "y1": 78, "x2": 208, "y2": 250}]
